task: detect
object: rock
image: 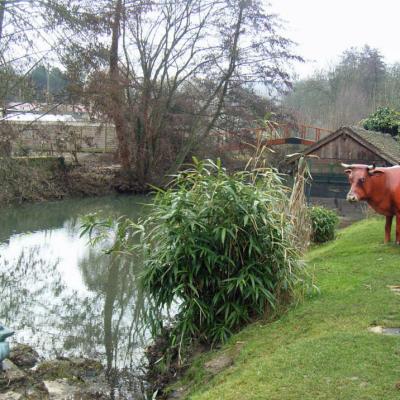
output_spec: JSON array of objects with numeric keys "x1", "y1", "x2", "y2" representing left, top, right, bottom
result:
[
  {"x1": 1, "y1": 360, "x2": 26, "y2": 384},
  {"x1": 35, "y1": 358, "x2": 103, "y2": 381},
  {"x1": 38, "y1": 359, "x2": 110, "y2": 399},
  {"x1": 0, "y1": 342, "x2": 111, "y2": 400},
  {"x1": 0, "y1": 391, "x2": 22, "y2": 400},
  {"x1": 0, "y1": 342, "x2": 112, "y2": 400},
  {"x1": 387, "y1": 285, "x2": 400, "y2": 294},
  {"x1": 9, "y1": 344, "x2": 39, "y2": 368},
  {"x1": 75, "y1": 383, "x2": 111, "y2": 400},
  {"x1": 43, "y1": 378, "x2": 110, "y2": 400},
  {"x1": 167, "y1": 386, "x2": 189, "y2": 399},
  {"x1": 368, "y1": 326, "x2": 383, "y2": 334},
  {"x1": 23, "y1": 386, "x2": 48, "y2": 400},
  {"x1": 66, "y1": 358, "x2": 103, "y2": 380},
  {"x1": 43, "y1": 379, "x2": 78, "y2": 399},
  {"x1": 368, "y1": 325, "x2": 400, "y2": 336}
]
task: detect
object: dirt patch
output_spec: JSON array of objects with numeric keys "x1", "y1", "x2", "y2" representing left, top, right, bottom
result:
[
  {"x1": 203, "y1": 341, "x2": 244, "y2": 375},
  {"x1": 387, "y1": 285, "x2": 400, "y2": 295},
  {"x1": 368, "y1": 326, "x2": 400, "y2": 335},
  {"x1": 203, "y1": 354, "x2": 234, "y2": 375},
  {"x1": 147, "y1": 337, "x2": 244, "y2": 400},
  {"x1": 146, "y1": 332, "x2": 212, "y2": 399}
]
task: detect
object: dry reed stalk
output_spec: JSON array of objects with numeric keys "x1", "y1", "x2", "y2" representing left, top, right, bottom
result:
[{"x1": 289, "y1": 156, "x2": 312, "y2": 253}]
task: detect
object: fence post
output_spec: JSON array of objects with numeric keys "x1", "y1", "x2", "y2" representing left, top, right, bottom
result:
[{"x1": 300, "y1": 125, "x2": 306, "y2": 139}]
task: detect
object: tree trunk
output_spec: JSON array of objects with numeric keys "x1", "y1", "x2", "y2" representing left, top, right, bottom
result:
[
  {"x1": 135, "y1": 96, "x2": 152, "y2": 186},
  {"x1": 109, "y1": 0, "x2": 132, "y2": 173},
  {"x1": 0, "y1": 0, "x2": 7, "y2": 117},
  {"x1": 0, "y1": 0, "x2": 6, "y2": 42}
]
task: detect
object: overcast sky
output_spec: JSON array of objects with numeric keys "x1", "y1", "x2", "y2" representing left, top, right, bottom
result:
[{"x1": 270, "y1": 0, "x2": 400, "y2": 78}]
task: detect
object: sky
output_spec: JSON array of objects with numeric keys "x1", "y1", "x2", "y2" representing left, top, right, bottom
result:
[{"x1": 270, "y1": 0, "x2": 400, "y2": 78}]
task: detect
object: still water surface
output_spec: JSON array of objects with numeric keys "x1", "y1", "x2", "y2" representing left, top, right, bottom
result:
[{"x1": 0, "y1": 195, "x2": 151, "y2": 397}]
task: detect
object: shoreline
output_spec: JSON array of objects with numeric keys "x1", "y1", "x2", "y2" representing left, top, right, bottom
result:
[{"x1": 0, "y1": 159, "x2": 153, "y2": 207}]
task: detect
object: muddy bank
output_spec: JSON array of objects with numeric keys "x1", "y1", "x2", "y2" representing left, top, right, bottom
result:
[
  {"x1": 145, "y1": 330, "x2": 251, "y2": 400},
  {"x1": 145, "y1": 334, "x2": 211, "y2": 400},
  {"x1": 0, "y1": 157, "x2": 148, "y2": 206},
  {"x1": 64, "y1": 164, "x2": 125, "y2": 197}
]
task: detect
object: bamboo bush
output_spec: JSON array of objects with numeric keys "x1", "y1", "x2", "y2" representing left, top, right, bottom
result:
[
  {"x1": 81, "y1": 158, "x2": 306, "y2": 358},
  {"x1": 141, "y1": 159, "x2": 303, "y2": 347}
]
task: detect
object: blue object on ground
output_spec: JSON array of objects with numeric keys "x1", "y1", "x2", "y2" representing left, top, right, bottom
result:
[{"x1": 0, "y1": 325, "x2": 14, "y2": 370}]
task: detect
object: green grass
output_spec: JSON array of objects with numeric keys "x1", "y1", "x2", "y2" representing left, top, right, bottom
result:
[{"x1": 175, "y1": 218, "x2": 400, "y2": 399}]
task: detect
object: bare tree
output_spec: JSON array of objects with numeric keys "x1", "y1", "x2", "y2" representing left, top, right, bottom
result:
[
  {"x1": 0, "y1": 1, "x2": 64, "y2": 113},
  {"x1": 49, "y1": 0, "x2": 300, "y2": 186}
]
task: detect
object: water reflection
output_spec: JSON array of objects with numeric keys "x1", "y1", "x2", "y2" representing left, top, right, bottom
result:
[{"x1": 0, "y1": 195, "x2": 151, "y2": 398}]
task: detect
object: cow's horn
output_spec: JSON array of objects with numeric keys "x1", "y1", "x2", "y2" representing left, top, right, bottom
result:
[{"x1": 341, "y1": 163, "x2": 352, "y2": 168}]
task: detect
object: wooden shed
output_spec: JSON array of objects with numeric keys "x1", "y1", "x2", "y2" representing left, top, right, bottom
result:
[{"x1": 292, "y1": 126, "x2": 400, "y2": 199}]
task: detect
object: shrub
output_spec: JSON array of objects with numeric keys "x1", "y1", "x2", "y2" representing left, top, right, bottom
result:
[
  {"x1": 141, "y1": 159, "x2": 303, "y2": 347},
  {"x1": 309, "y1": 206, "x2": 339, "y2": 243},
  {"x1": 362, "y1": 107, "x2": 400, "y2": 137}
]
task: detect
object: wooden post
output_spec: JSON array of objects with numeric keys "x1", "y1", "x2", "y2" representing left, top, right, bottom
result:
[
  {"x1": 300, "y1": 125, "x2": 306, "y2": 139},
  {"x1": 284, "y1": 125, "x2": 289, "y2": 139}
]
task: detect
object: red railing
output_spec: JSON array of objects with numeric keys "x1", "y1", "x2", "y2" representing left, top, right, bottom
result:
[
  {"x1": 268, "y1": 123, "x2": 332, "y2": 141},
  {"x1": 211, "y1": 123, "x2": 332, "y2": 152}
]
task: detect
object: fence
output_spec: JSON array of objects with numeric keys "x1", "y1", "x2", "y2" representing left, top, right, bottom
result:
[{"x1": 2, "y1": 120, "x2": 117, "y2": 155}]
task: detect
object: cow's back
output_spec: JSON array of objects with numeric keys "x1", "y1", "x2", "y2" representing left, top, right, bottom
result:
[{"x1": 386, "y1": 166, "x2": 400, "y2": 210}]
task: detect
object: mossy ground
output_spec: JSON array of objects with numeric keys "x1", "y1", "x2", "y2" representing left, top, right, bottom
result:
[{"x1": 173, "y1": 217, "x2": 400, "y2": 399}]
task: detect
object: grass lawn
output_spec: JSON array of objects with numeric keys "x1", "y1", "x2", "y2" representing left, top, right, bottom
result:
[{"x1": 174, "y1": 217, "x2": 400, "y2": 400}]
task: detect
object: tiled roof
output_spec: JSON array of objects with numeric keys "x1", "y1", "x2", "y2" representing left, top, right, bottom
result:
[
  {"x1": 346, "y1": 126, "x2": 400, "y2": 164},
  {"x1": 297, "y1": 126, "x2": 400, "y2": 165}
]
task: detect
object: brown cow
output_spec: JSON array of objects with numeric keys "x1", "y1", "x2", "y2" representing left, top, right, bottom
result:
[{"x1": 342, "y1": 163, "x2": 400, "y2": 244}]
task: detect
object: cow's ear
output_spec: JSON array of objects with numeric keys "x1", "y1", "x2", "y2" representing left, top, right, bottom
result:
[{"x1": 344, "y1": 169, "x2": 352, "y2": 175}]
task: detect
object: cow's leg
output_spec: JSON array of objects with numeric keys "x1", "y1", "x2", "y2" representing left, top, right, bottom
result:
[
  {"x1": 396, "y1": 214, "x2": 400, "y2": 245},
  {"x1": 385, "y1": 215, "x2": 393, "y2": 243}
]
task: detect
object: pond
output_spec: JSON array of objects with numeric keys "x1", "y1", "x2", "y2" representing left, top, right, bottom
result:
[{"x1": 0, "y1": 195, "x2": 152, "y2": 398}]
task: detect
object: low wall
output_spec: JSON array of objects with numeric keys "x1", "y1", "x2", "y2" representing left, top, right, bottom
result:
[
  {"x1": 9, "y1": 156, "x2": 65, "y2": 170},
  {"x1": 2, "y1": 121, "x2": 117, "y2": 154}
]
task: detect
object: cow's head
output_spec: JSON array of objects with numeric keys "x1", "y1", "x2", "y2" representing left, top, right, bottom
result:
[{"x1": 341, "y1": 163, "x2": 385, "y2": 202}]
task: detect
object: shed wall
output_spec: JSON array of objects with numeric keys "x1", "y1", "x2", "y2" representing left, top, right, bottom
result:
[{"x1": 305, "y1": 132, "x2": 391, "y2": 199}]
